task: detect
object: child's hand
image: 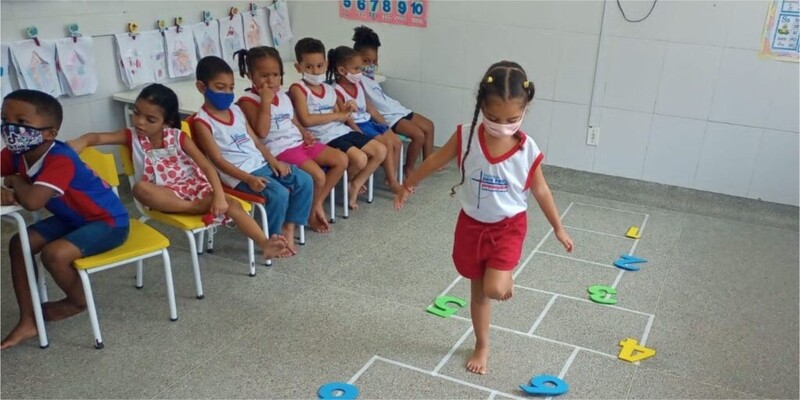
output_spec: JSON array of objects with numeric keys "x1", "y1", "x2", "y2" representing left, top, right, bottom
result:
[
  {"x1": 246, "y1": 175, "x2": 267, "y2": 192},
  {"x1": 555, "y1": 228, "x2": 574, "y2": 253},
  {"x1": 394, "y1": 186, "x2": 412, "y2": 210},
  {"x1": 3, "y1": 175, "x2": 22, "y2": 190},
  {"x1": 1, "y1": 188, "x2": 17, "y2": 206},
  {"x1": 210, "y1": 193, "x2": 228, "y2": 216},
  {"x1": 66, "y1": 138, "x2": 86, "y2": 154},
  {"x1": 270, "y1": 161, "x2": 291, "y2": 177},
  {"x1": 302, "y1": 130, "x2": 317, "y2": 146},
  {"x1": 337, "y1": 112, "x2": 351, "y2": 122},
  {"x1": 258, "y1": 82, "x2": 276, "y2": 104},
  {"x1": 344, "y1": 100, "x2": 358, "y2": 113}
]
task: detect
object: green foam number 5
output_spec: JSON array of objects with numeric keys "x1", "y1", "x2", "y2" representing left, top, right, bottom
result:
[
  {"x1": 426, "y1": 295, "x2": 467, "y2": 318},
  {"x1": 587, "y1": 285, "x2": 618, "y2": 305}
]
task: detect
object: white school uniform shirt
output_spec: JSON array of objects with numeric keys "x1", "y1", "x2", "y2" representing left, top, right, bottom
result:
[
  {"x1": 290, "y1": 80, "x2": 352, "y2": 144},
  {"x1": 360, "y1": 77, "x2": 412, "y2": 127},
  {"x1": 192, "y1": 104, "x2": 267, "y2": 187},
  {"x1": 238, "y1": 89, "x2": 303, "y2": 157},
  {"x1": 334, "y1": 81, "x2": 371, "y2": 124},
  {"x1": 457, "y1": 123, "x2": 544, "y2": 224}
]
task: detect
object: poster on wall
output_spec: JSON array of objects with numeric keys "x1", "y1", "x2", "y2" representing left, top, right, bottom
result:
[
  {"x1": 115, "y1": 32, "x2": 154, "y2": 89},
  {"x1": 141, "y1": 30, "x2": 168, "y2": 82},
  {"x1": 55, "y1": 36, "x2": 99, "y2": 96},
  {"x1": 191, "y1": 20, "x2": 222, "y2": 59},
  {"x1": 339, "y1": 0, "x2": 428, "y2": 28},
  {"x1": 760, "y1": 0, "x2": 799, "y2": 62},
  {"x1": 219, "y1": 13, "x2": 246, "y2": 71},
  {"x1": 242, "y1": 8, "x2": 273, "y2": 49},
  {"x1": 269, "y1": 0, "x2": 294, "y2": 47},
  {"x1": 9, "y1": 39, "x2": 63, "y2": 97},
  {"x1": 165, "y1": 27, "x2": 198, "y2": 78}
]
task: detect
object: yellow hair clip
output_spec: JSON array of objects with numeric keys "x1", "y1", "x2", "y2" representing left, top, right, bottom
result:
[
  {"x1": 486, "y1": 76, "x2": 493, "y2": 84},
  {"x1": 523, "y1": 80, "x2": 530, "y2": 88}
]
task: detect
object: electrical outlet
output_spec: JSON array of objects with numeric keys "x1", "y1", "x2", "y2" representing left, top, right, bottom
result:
[{"x1": 587, "y1": 126, "x2": 600, "y2": 146}]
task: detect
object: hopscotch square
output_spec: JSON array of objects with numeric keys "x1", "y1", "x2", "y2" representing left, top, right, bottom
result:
[
  {"x1": 539, "y1": 227, "x2": 632, "y2": 266},
  {"x1": 444, "y1": 278, "x2": 553, "y2": 333},
  {"x1": 515, "y1": 252, "x2": 621, "y2": 301},
  {"x1": 351, "y1": 358, "x2": 490, "y2": 399},
  {"x1": 561, "y1": 203, "x2": 647, "y2": 237},
  {"x1": 532, "y1": 296, "x2": 651, "y2": 357},
  {"x1": 437, "y1": 327, "x2": 575, "y2": 397}
]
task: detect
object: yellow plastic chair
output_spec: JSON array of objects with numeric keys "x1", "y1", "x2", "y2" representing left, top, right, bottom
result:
[
  {"x1": 44, "y1": 147, "x2": 178, "y2": 349},
  {"x1": 121, "y1": 122, "x2": 257, "y2": 299}
]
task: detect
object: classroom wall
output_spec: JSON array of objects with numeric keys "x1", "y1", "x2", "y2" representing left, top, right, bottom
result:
[{"x1": 288, "y1": 0, "x2": 799, "y2": 206}]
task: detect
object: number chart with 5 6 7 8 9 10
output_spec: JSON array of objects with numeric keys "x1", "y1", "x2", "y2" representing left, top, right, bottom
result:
[{"x1": 339, "y1": 0, "x2": 427, "y2": 28}]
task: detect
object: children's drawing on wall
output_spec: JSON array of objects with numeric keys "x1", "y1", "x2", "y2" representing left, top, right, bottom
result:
[
  {"x1": 9, "y1": 39, "x2": 63, "y2": 97},
  {"x1": 141, "y1": 31, "x2": 168, "y2": 82},
  {"x1": 1, "y1": 45, "x2": 11, "y2": 98},
  {"x1": 115, "y1": 32, "x2": 154, "y2": 89},
  {"x1": 269, "y1": 0, "x2": 294, "y2": 47},
  {"x1": 191, "y1": 20, "x2": 222, "y2": 59},
  {"x1": 165, "y1": 27, "x2": 198, "y2": 78},
  {"x1": 219, "y1": 13, "x2": 246, "y2": 70},
  {"x1": 55, "y1": 36, "x2": 98, "y2": 96},
  {"x1": 243, "y1": 8, "x2": 273, "y2": 49}
]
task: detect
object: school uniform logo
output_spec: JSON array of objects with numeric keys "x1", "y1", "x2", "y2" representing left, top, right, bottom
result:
[
  {"x1": 272, "y1": 112, "x2": 291, "y2": 129},
  {"x1": 469, "y1": 169, "x2": 509, "y2": 209}
]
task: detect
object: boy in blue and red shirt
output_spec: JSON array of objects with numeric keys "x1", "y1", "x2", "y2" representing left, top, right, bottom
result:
[{"x1": 0, "y1": 89, "x2": 129, "y2": 349}]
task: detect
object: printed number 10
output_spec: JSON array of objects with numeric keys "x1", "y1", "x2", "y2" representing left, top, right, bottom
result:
[{"x1": 411, "y1": 1, "x2": 423, "y2": 15}]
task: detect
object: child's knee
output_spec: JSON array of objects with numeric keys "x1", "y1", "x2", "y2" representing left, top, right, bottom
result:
[
  {"x1": 40, "y1": 243, "x2": 79, "y2": 270},
  {"x1": 348, "y1": 151, "x2": 368, "y2": 170},
  {"x1": 371, "y1": 142, "x2": 387, "y2": 160},
  {"x1": 334, "y1": 151, "x2": 349, "y2": 167},
  {"x1": 309, "y1": 169, "x2": 326, "y2": 185}
]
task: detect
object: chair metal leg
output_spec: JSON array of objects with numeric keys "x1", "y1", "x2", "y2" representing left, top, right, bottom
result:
[
  {"x1": 36, "y1": 263, "x2": 48, "y2": 303},
  {"x1": 247, "y1": 238, "x2": 256, "y2": 277},
  {"x1": 368, "y1": 174, "x2": 374, "y2": 203},
  {"x1": 206, "y1": 227, "x2": 215, "y2": 253},
  {"x1": 161, "y1": 249, "x2": 178, "y2": 321},
  {"x1": 343, "y1": 170, "x2": 350, "y2": 219},
  {"x1": 78, "y1": 270, "x2": 104, "y2": 349},
  {"x1": 135, "y1": 260, "x2": 143, "y2": 289},
  {"x1": 184, "y1": 230, "x2": 204, "y2": 299},
  {"x1": 329, "y1": 185, "x2": 336, "y2": 223},
  {"x1": 197, "y1": 231, "x2": 205, "y2": 255},
  {"x1": 298, "y1": 225, "x2": 305, "y2": 245},
  {"x1": 399, "y1": 140, "x2": 405, "y2": 183},
  {"x1": 255, "y1": 203, "x2": 272, "y2": 267}
]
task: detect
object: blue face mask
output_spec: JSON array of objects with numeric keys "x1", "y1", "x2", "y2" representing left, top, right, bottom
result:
[
  {"x1": 1, "y1": 122, "x2": 49, "y2": 154},
  {"x1": 360, "y1": 64, "x2": 378, "y2": 79},
  {"x1": 205, "y1": 88, "x2": 234, "y2": 111}
]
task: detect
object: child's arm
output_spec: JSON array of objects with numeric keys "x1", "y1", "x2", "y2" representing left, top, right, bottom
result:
[
  {"x1": 1, "y1": 188, "x2": 17, "y2": 205},
  {"x1": 244, "y1": 121, "x2": 292, "y2": 178},
  {"x1": 530, "y1": 168, "x2": 574, "y2": 252},
  {"x1": 191, "y1": 120, "x2": 267, "y2": 193},
  {"x1": 293, "y1": 117, "x2": 317, "y2": 145},
  {"x1": 394, "y1": 131, "x2": 459, "y2": 209},
  {"x1": 288, "y1": 85, "x2": 349, "y2": 127},
  {"x1": 179, "y1": 133, "x2": 229, "y2": 216},
  {"x1": 333, "y1": 101, "x2": 362, "y2": 133},
  {"x1": 67, "y1": 129, "x2": 128, "y2": 153},
  {"x1": 365, "y1": 98, "x2": 389, "y2": 126},
  {"x1": 239, "y1": 84, "x2": 275, "y2": 139},
  {"x1": 4, "y1": 173, "x2": 58, "y2": 211}
]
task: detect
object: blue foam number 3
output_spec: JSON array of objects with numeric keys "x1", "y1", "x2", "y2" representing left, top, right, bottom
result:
[
  {"x1": 520, "y1": 374, "x2": 569, "y2": 396},
  {"x1": 318, "y1": 382, "x2": 359, "y2": 400}
]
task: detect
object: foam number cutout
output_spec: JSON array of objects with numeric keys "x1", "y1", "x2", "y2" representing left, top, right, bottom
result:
[
  {"x1": 318, "y1": 382, "x2": 359, "y2": 400},
  {"x1": 520, "y1": 374, "x2": 569, "y2": 396},
  {"x1": 625, "y1": 226, "x2": 641, "y2": 239},
  {"x1": 618, "y1": 338, "x2": 656, "y2": 363},
  {"x1": 426, "y1": 295, "x2": 467, "y2": 318},
  {"x1": 587, "y1": 285, "x2": 617, "y2": 305},
  {"x1": 613, "y1": 254, "x2": 647, "y2": 271}
]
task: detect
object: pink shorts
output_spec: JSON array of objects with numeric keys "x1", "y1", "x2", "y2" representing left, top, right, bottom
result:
[
  {"x1": 452, "y1": 210, "x2": 527, "y2": 279},
  {"x1": 276, "y1": 143, "x2": 327, "y2": 166}
]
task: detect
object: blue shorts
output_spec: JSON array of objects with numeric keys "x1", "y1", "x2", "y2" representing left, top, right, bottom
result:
[
  {"x1": 390, "y1": 112, "x2": 415, "y2": 131},
  {"x1": 327, "y1": 131, "x2": 373, "y2": 152},
  {"x1": 30, "y1": 216, "x2": 130, "y2": 258},
  {"x1": 357, "y1": 119, "x2": 390, "y2": 137}
]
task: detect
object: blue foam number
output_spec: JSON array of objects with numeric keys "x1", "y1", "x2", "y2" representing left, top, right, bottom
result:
[
  {"x1": 520, "y1": 374, "x2": 569, "y2": 396},
  {"x1": 613, "y1": 254, "x2": 647, "y2": 271},
  {"x1": 318, "y1": 382, "x2": 359, "y2": 400}
]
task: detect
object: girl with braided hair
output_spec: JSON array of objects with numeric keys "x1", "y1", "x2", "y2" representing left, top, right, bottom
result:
[{"x1": 395, "y1": 61, "x2": 573, "y2": 375}]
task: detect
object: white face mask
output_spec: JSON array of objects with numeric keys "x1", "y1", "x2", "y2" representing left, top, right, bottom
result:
[
  {"x1": 483, "y1": 112, "x2": 525, "y2": 137},
  {"x1": 303, "y1": 72, "x2": 326, "y2": 86},
  {"x1": 346, "y1": 72, "x2": 363, "y2": 84}
]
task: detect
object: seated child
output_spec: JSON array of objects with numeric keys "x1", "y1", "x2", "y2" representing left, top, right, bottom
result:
[
  {"x1": 327, "y1": 45, "x2": 404, "y2": 194},
  {"x1": 0, "y1": 90, "x2": 130, "y2": 349},
  {"x1": 352, "y1": 25, "x2": 436, "y2": 176},
  {"x1": 191, "y1": 56, "x2": 313, "y2": 257},
  {"x1": 68, "y1": 83, "x2": 288, "y2": 261},
  {"x1": 288, "y1": 38, "x2": 386, "y2": 210},
  {"x1": 235, "y1": 46, "x2": 347, "y2": 233}
]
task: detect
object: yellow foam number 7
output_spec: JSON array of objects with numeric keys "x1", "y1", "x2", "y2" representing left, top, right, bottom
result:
[
  {"x1": 618, "y1": 338, "x2": 656, "y2": 363},
  {"x1": 587, "y1": 285, "x2": 617, "y2": 305},
  {"x1": 426, "y1": 296, "x2": 467, "y2": 318}
]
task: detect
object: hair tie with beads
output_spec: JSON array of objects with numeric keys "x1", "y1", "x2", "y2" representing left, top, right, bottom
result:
[
  {"x1": 523, "y1": 80, "x2": 530, "y2": 88},
  {"x1": 486, "y1": 76, "x2": 493, "y2": 84}
]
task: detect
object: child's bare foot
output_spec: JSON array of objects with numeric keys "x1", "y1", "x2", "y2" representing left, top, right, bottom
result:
[
  {"x1": 0, "y1": 320, "x2": 38, "y2": 349},
  {"x1": 308, "y1": 210, "x2": 331, "y2": 233},
  {"x1": 499, "y1": 286, "x2": 514, "y2": 301},
  {"x1": 348, "y1": 182, "x2": 361, "y2": 210},
  {"x1": 42, "y1": 298, "x2": 86, "y2": 322},
  {"x1": 260, "y1": 234, "x2": 288, "y2": 259},
  {"x1": 389, "y1": 183, "x2": 403, "y2": 195},
  {"x1": 466, "y1": 345, "x2": 489, "y2": 375},
  {"x1": 276, "y1": 246, "x2": 296, "y2": 258}
]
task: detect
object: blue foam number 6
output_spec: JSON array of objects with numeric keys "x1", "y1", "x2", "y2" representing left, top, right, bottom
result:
[
  {"x1": 318, "y1": 382, "x2": 359, "y2": 400},
  {"x1": 520, "y1": 374, "x2": 569, "y2": 396}
]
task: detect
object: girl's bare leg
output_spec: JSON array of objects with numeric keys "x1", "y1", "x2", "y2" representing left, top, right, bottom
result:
[
  {"x1": 223, "y1": 195, "x2": 287, "y2": 260},
  {"x1": 393, "y1": 119, "x2": 425, "y2": 177},
  {"x1": 466, "y1": 267, "x2": 514, "y2": 375},
  {"x1": 133, "y1": 181, "x2": 211, "y2": 214}
]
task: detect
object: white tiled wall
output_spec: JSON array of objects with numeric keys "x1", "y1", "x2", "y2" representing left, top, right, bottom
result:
[{"x1": 1, "y1": 1, "x2": 797, "y2": 205}]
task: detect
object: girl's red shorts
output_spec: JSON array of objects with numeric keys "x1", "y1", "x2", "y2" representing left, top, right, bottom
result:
[{"x1": 452, "y1": 210, "x2": 528, "y2": 279}]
